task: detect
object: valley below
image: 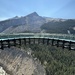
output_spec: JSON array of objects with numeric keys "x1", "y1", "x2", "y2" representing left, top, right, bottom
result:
[{"x1": 0, "y1": 44, "x2": 75, "y2": 75}]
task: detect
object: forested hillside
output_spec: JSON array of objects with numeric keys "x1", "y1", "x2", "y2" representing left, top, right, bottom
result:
[
  {"x1": 41, "y1": 19, "x2": 75, "y2": 34},
  {"x1": 24, "y1": 44, "x2": 75, "y2": 75}
]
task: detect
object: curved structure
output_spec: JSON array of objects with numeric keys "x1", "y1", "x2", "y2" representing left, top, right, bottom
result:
[{"x1": 0, "y1": 33, "x2": 75, "y2": 50}]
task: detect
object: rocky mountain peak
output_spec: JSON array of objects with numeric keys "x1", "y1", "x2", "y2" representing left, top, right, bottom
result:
[
  {"x1": 26, "y1": 12, "x2": 39, "y2": 17},
  {"x1": 11, "y1": 16, "x2": 19, "y2": 20},
  {"x1": 32, "y1": 12, "x2": 39, "y2": 15},
  {"x1": 13, "y1": 16, "x2": 19, "y2": 19}
]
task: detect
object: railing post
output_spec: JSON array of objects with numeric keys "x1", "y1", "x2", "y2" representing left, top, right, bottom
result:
[
  {"x1": 8, "y1": 39, "x2": 10, "y2": 48},
  {"x1": 43, "y1": 38, "x2": 45, "y2": 44},
  {"x1": 19, "y1": 38, "x2": 21, "y2": 46},
  {"x1": 34, "y1": 38, "x2": 35, "y2": 44},
  {"x1": 13, "y1": 39, "x2": 16, "y2": 46},
  {"x1": 68, "y1": 41, "x2": 71, "y2": 50},
  {"x1": 47, "y1": 38, "x2": 49, "y2": 45},
  {"x1": 38, "y1": 38, "x2": 40, "y2": 44},
  {"x1": 52, "y1": 39, "x2": 54, "y2": 46},
  {"x1": 29, "y1": 38, "x2": 30, "y2": 44},
  {"x1": 24, "y1": 38, "x2": 26, "y2": 45},
  {"x1": 62, "y1": 41, "x2": 65, "y2": 49},
  {"x1": 0, "y1": 40, "x2": 4, "y2": 50},
  {"x1": 57, "y1": 40, "x2": 59, "y2": 47}
]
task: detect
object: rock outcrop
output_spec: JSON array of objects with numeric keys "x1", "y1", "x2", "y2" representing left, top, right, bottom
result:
[{"x1": 0, "y1": 47, "x2": 46, "y2": 75}]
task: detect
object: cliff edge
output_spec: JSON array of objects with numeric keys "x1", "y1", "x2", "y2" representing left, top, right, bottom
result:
[{"x1": 0, "y1": 47, "x2": 46, "y2": 75}]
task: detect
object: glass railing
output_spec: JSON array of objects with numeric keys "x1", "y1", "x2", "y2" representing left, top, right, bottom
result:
[{"x1": 0, "y1": 33, "x2": 75, "y2": 41}]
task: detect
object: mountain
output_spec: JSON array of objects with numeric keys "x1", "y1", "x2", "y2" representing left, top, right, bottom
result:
[
  {"x1": 41, "y1": 19, "x2": 75, "y2": 34},
  {"x1": 0, "y1": 12, "x2": 75, "y2": 34},
  {"x1": 44, "y1": 17, "x2": 67, "y2": 22},
  {"x1": 0, "y1": 12, "x2": 46, "y2": 33}
]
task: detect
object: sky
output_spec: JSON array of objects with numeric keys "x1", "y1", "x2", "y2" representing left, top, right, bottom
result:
[{"x1": 0, "y1": 0, "x2": 75, "y2": 20}]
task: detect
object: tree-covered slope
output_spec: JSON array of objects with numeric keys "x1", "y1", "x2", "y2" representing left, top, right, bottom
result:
[
  {"x1": 41, "y1": 19, "x2": 75, "y2": 34},
  {"x1": 25, "y1": 44, "x2": 75, "y2": 75}
]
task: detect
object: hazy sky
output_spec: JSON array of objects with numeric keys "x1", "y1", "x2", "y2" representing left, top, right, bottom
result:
[{"x1": 0, "y1": 0, "x2": 75, "y2": 20}]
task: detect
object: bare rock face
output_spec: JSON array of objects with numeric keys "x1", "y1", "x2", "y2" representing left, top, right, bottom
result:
[
  {"x1": 0, "y1": 12, "x2": 46, "y2": 33},
  {"x1": 0, "y1": 47, "x2": 46, "y2": 75}
]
